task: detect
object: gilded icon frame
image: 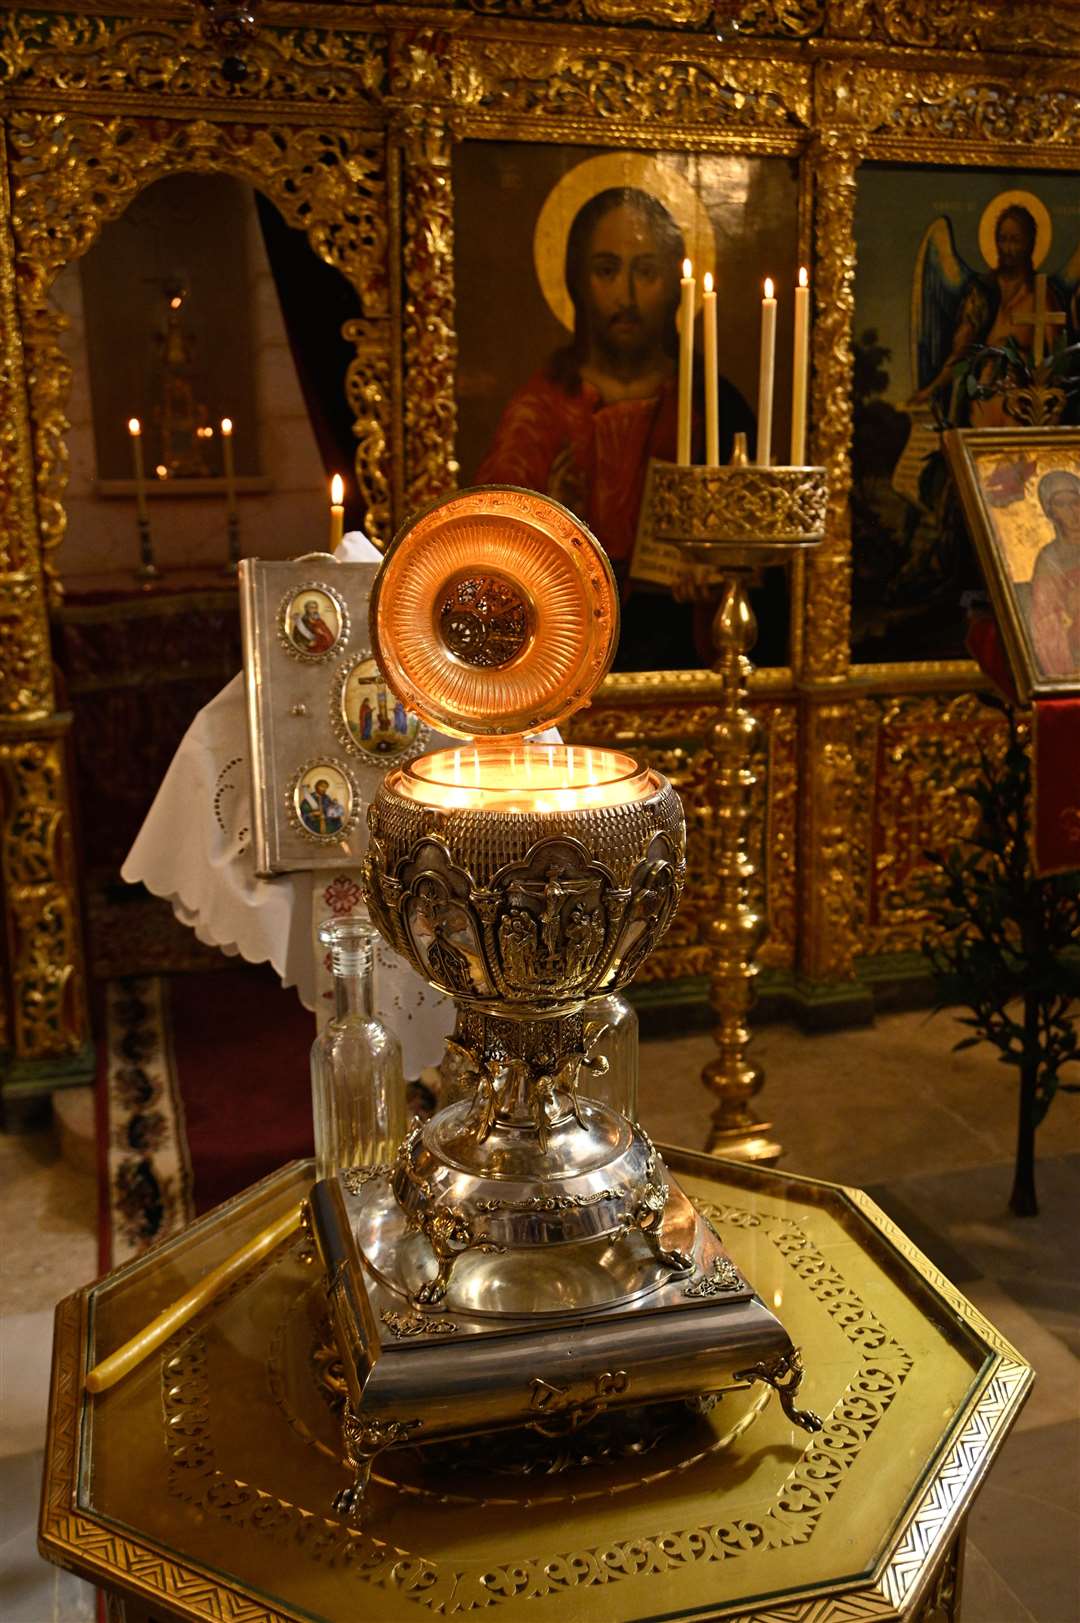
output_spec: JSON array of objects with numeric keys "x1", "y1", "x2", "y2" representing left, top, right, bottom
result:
[{"x1": 944, "y1": 426, "x2": 1080, "y2": 702}]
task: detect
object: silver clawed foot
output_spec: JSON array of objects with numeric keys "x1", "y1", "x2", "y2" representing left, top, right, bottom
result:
[
  {"x1": 735, "y1": 1347, "x2": 822, "y2": 1433},
  {"x1": 336, "y1": 1408, "x2": 421, "y2": 1525}
]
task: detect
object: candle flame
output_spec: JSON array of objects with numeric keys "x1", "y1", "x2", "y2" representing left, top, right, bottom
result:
[
  {"x1": 682, "y1": 258, "x2": 692, "y2": 279},
  {"x1": 764, "y1": 277, "x2": 775, "y2": 300},
  {"x1": 798, "y1": 265, "x2": 808, "y2": 288},
  {"x1": 220, "y1": 417, "x2": 233, "y2": 435},
  {"x1": 703, "y1": 270, "x2": 714, "y2": 294},
  {"x1": 127, "y1": 417, "x2": 141, "y2": 436},
  {"x1": 330, "y1": 473, "x2": 344, "y2": 505},
  {"x1": 169, "y1": 295, "x2": 183, "y2": 310},
  {"x1": 154, "y1": 464, "x2": 167, "y2": 479}
]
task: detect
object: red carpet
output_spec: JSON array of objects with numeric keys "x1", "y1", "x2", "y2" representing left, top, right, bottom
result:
[{"x1": 170, "y1": 963, "x2": 315, "y2": 1217}]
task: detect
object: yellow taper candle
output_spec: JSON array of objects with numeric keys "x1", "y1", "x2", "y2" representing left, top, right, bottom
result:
[
  {"x1": 703, "y1": 270, "x2": 719, "y2": 468},
  {"x1": 677, "y1": 258, "x2": 695, "y2": 465},
  {"x1": 756, "y1": 277, "x2": 777, "y2": 468},
  {"x1": 220, "y1": 417, "x2": 238, "y2": 522},
  {"x1": 790, "y1": 267, "x2": 809, "y2": 465},
  {"x1": 329, "y1": 473, "x2": 345, "y2": 551},
  {"x1": 84, "y1": 1202, "x2": 305, "y2": 1394},
  {"x1": 127, "y1": 417, "x2": 148, "y2": 521}
]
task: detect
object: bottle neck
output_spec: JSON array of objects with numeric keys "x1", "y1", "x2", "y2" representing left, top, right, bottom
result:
[{"x1": 332, "y1": 943, "x2": 374, "y2": 1020}]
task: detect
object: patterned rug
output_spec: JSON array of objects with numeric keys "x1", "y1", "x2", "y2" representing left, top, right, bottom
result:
[{"x1": 98, "y1": 978, "x2": 196, "y2": 1269}]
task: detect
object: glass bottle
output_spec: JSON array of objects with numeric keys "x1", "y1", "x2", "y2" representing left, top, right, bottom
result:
[
  {"x1": 310, "y1": 918, "x2": 406, "y2": 1178},
  {"x1": 580, "y1": 991, "x2": 639, "y2": 1121}
]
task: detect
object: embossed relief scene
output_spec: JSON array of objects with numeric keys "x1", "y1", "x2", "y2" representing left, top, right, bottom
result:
[
  {"x1": 851, "y1": 164, "x2": 1080, "y2": 664},
  {"x1": 454, "y1": 144, "x2": 799, "y2": 671}
]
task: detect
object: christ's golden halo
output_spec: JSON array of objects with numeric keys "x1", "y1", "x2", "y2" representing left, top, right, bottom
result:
[
  {"x1": 534, "y1": 154, "x2": 716, "y2": 333},
  {"x1": 977, "y1": 190, "x2": 1053, "y2": 271}
]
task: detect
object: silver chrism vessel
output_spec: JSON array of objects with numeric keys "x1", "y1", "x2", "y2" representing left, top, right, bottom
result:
[{"x1": 309, "y1": 486, "x2": 819, "y2": 1522}]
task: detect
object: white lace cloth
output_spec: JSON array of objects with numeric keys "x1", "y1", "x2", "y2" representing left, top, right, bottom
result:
[{"x1": 121, "y1": 534, "x2": 457, "y2": 1077}]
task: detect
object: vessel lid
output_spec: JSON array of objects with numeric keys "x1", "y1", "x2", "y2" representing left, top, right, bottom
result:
[{"x1": 369, "y1": 486, "x2": 619, "y2": 740}]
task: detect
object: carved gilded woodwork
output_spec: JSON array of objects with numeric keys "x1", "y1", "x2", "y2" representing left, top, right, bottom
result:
[
  {"x1": 1, "y1": 0, "x2": 1077, "y2": 1076},
  {"x1": 867, "y1": 692, "x2": 1008, "y2": 958},
  {"x1": 805, "y1": 134, "x2": 859, "y2": 686},
  {"x1": 453, "y1": 38, "x2": 813, "y2": 136},
  {"x1": 0, "y1": 726, "x2": 87, "y2": 1062},
  {"x1": 0, "y1": 10, "x2": 388, "y2": 109},
  {"x1": 397, "y1": 106, "x2": 458, "y2": 512},
  {"x1": 342, "y1": 317, "x2": 393, "y2": 542}
]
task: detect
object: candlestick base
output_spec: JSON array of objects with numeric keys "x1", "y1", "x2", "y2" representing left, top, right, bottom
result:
[
  {"x1": 222, "y1": 513, "x2": 241, "y2": 574},
  {"x1": 647, "y1": 459, "x2": 826, "y2": 1163},
  {"x1": 134, "y1": 516, "x2": 160, "y2": 582}
]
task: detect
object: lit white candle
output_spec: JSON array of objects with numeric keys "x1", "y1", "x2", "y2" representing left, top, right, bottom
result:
[
  {"x1": 702, "y1": 270, "x2": 719, "y2": 467},
  {"x1": 757, "y1": 277, "x2": 777, "y2": 468},
  {"x1": 220, "y1": 417, "x2": 238, "y2": 522},
  {"x1": 329, "y1": 473, "x2": 345, "y2": 551},
  {"x1": 790, "y1": 267, "x2": 809, "y2": 465},
  {"x1": 127, "y1": 418, "x2": 148, "y2": 522},
  {"x1": 677, "y1": 258, "x2": 695, "y2": 465}
]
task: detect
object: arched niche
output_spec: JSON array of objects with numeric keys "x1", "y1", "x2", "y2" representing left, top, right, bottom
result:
[{"x1": 7, "y1": 110, "x2": 392, "y2": 596}]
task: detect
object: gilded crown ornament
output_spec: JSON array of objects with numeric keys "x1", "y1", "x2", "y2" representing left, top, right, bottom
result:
[{"x1": 309, "y1": 484, "x2": 819, "y2": 1526}]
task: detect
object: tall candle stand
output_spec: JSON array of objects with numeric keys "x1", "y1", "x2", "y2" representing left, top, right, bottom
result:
[{"x1": 648, "y1": 457, "x2": 827, "y2": 1160}]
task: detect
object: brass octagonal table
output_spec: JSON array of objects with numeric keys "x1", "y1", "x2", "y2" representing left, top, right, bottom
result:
[{"x1": 40, "y1": 1152, "x2": 1031, "y2": 1623}]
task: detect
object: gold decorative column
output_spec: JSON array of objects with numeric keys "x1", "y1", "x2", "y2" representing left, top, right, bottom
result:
[
  {"x1": 0, "y1": 158, "x2": 90, "y2": 1114},
  {"x1": 648, "y1": 458, "x2": 827, "y2": 1159}
]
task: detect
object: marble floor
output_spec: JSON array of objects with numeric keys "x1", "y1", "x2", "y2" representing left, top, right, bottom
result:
[{"x1": 2, "y1": 1004, "x2": 1078, "y2": 1622}]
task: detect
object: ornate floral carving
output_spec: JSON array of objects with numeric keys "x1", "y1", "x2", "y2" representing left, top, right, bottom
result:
[
  {"x1": 397, "y1": 106, "x2": 458, "y2": 515},
  {"x1": 820, "y1": 61, "x2": 1080, "y2": 144},
  {"x1": 868, "y1": 692, "x2": 1007, "y2": 957},
  {"x1": 805, "y1": 134, "x2": 861, "y2": 684},
  {"x1": 454, "y1": 40, "x2": 812, "y2": 130},
  {"x1": 0, "y1": 10, "x2": 388, "y2": 106},
  {"x1": 342, "y1": 318, "x2": 392, "y2": 544},
  {"x1": 0, "y1": 730, "x2": 87, "y2": 1059},
  {"x1": 798, "y1": 696, "x2": 877, "y2": 981},
  {"x1": 0, "y1": 163, "x2": 46, "y2": 595},
  {"x1": 0, "y1": 576, "x2": 53, "y2": 718},
  {"x1": 830, "y1": 0, "x2": 1080, "y2": 52}
]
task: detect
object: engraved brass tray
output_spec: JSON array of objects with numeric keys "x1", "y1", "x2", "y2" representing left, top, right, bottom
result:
[{"x1": 43, "y1": 1155, "x2": 1032, "y2": 1623}]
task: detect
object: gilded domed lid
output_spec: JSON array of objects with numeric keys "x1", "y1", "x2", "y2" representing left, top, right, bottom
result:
[{"x1": 369, "y1": 486, "x2": 619, "y2": 740}]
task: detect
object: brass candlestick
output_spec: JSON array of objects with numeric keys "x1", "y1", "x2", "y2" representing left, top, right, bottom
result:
[{"x1": 648, "y1": 451, "x2": 827, "y2": 1160}]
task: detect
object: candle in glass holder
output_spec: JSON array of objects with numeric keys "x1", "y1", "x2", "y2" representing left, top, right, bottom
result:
[
  {"x1": 127, "y1": 418, "x2": 148, "y2": 521},
  {"x1": 790, "y1": 267, "x2": 810, "y2": 465},
  {"x1": 703, "y1": 271, "x2": 719, "y2": 467},
  {"x1": 330, "y1": 474, "x2": 345, "y2": 551},
  {"x1": 756, "y1": 277, "x2": 777, "y2": 468},
  {"x1": 220, "y1": 418, "x2": 238, "y2": 522},
  {"x1": 677, "y1": 259, "x2": 695, "y2": 465}
]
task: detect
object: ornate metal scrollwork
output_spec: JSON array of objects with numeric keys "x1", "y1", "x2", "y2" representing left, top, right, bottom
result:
[
  {"x1": 334, "y1": 1404, "x2": 422, "y2": 1525},
  {"x1": 734, "y1": 1347, "x2": 822, "y2": 1433},
  {"x1": 684, "y1": 1256, "x2": 743, "y2": 1297}
]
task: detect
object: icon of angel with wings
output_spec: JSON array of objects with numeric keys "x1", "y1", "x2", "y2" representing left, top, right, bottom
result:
[{"x1": 907, "y1": 190, "x2": 1080, "y2": 429}]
